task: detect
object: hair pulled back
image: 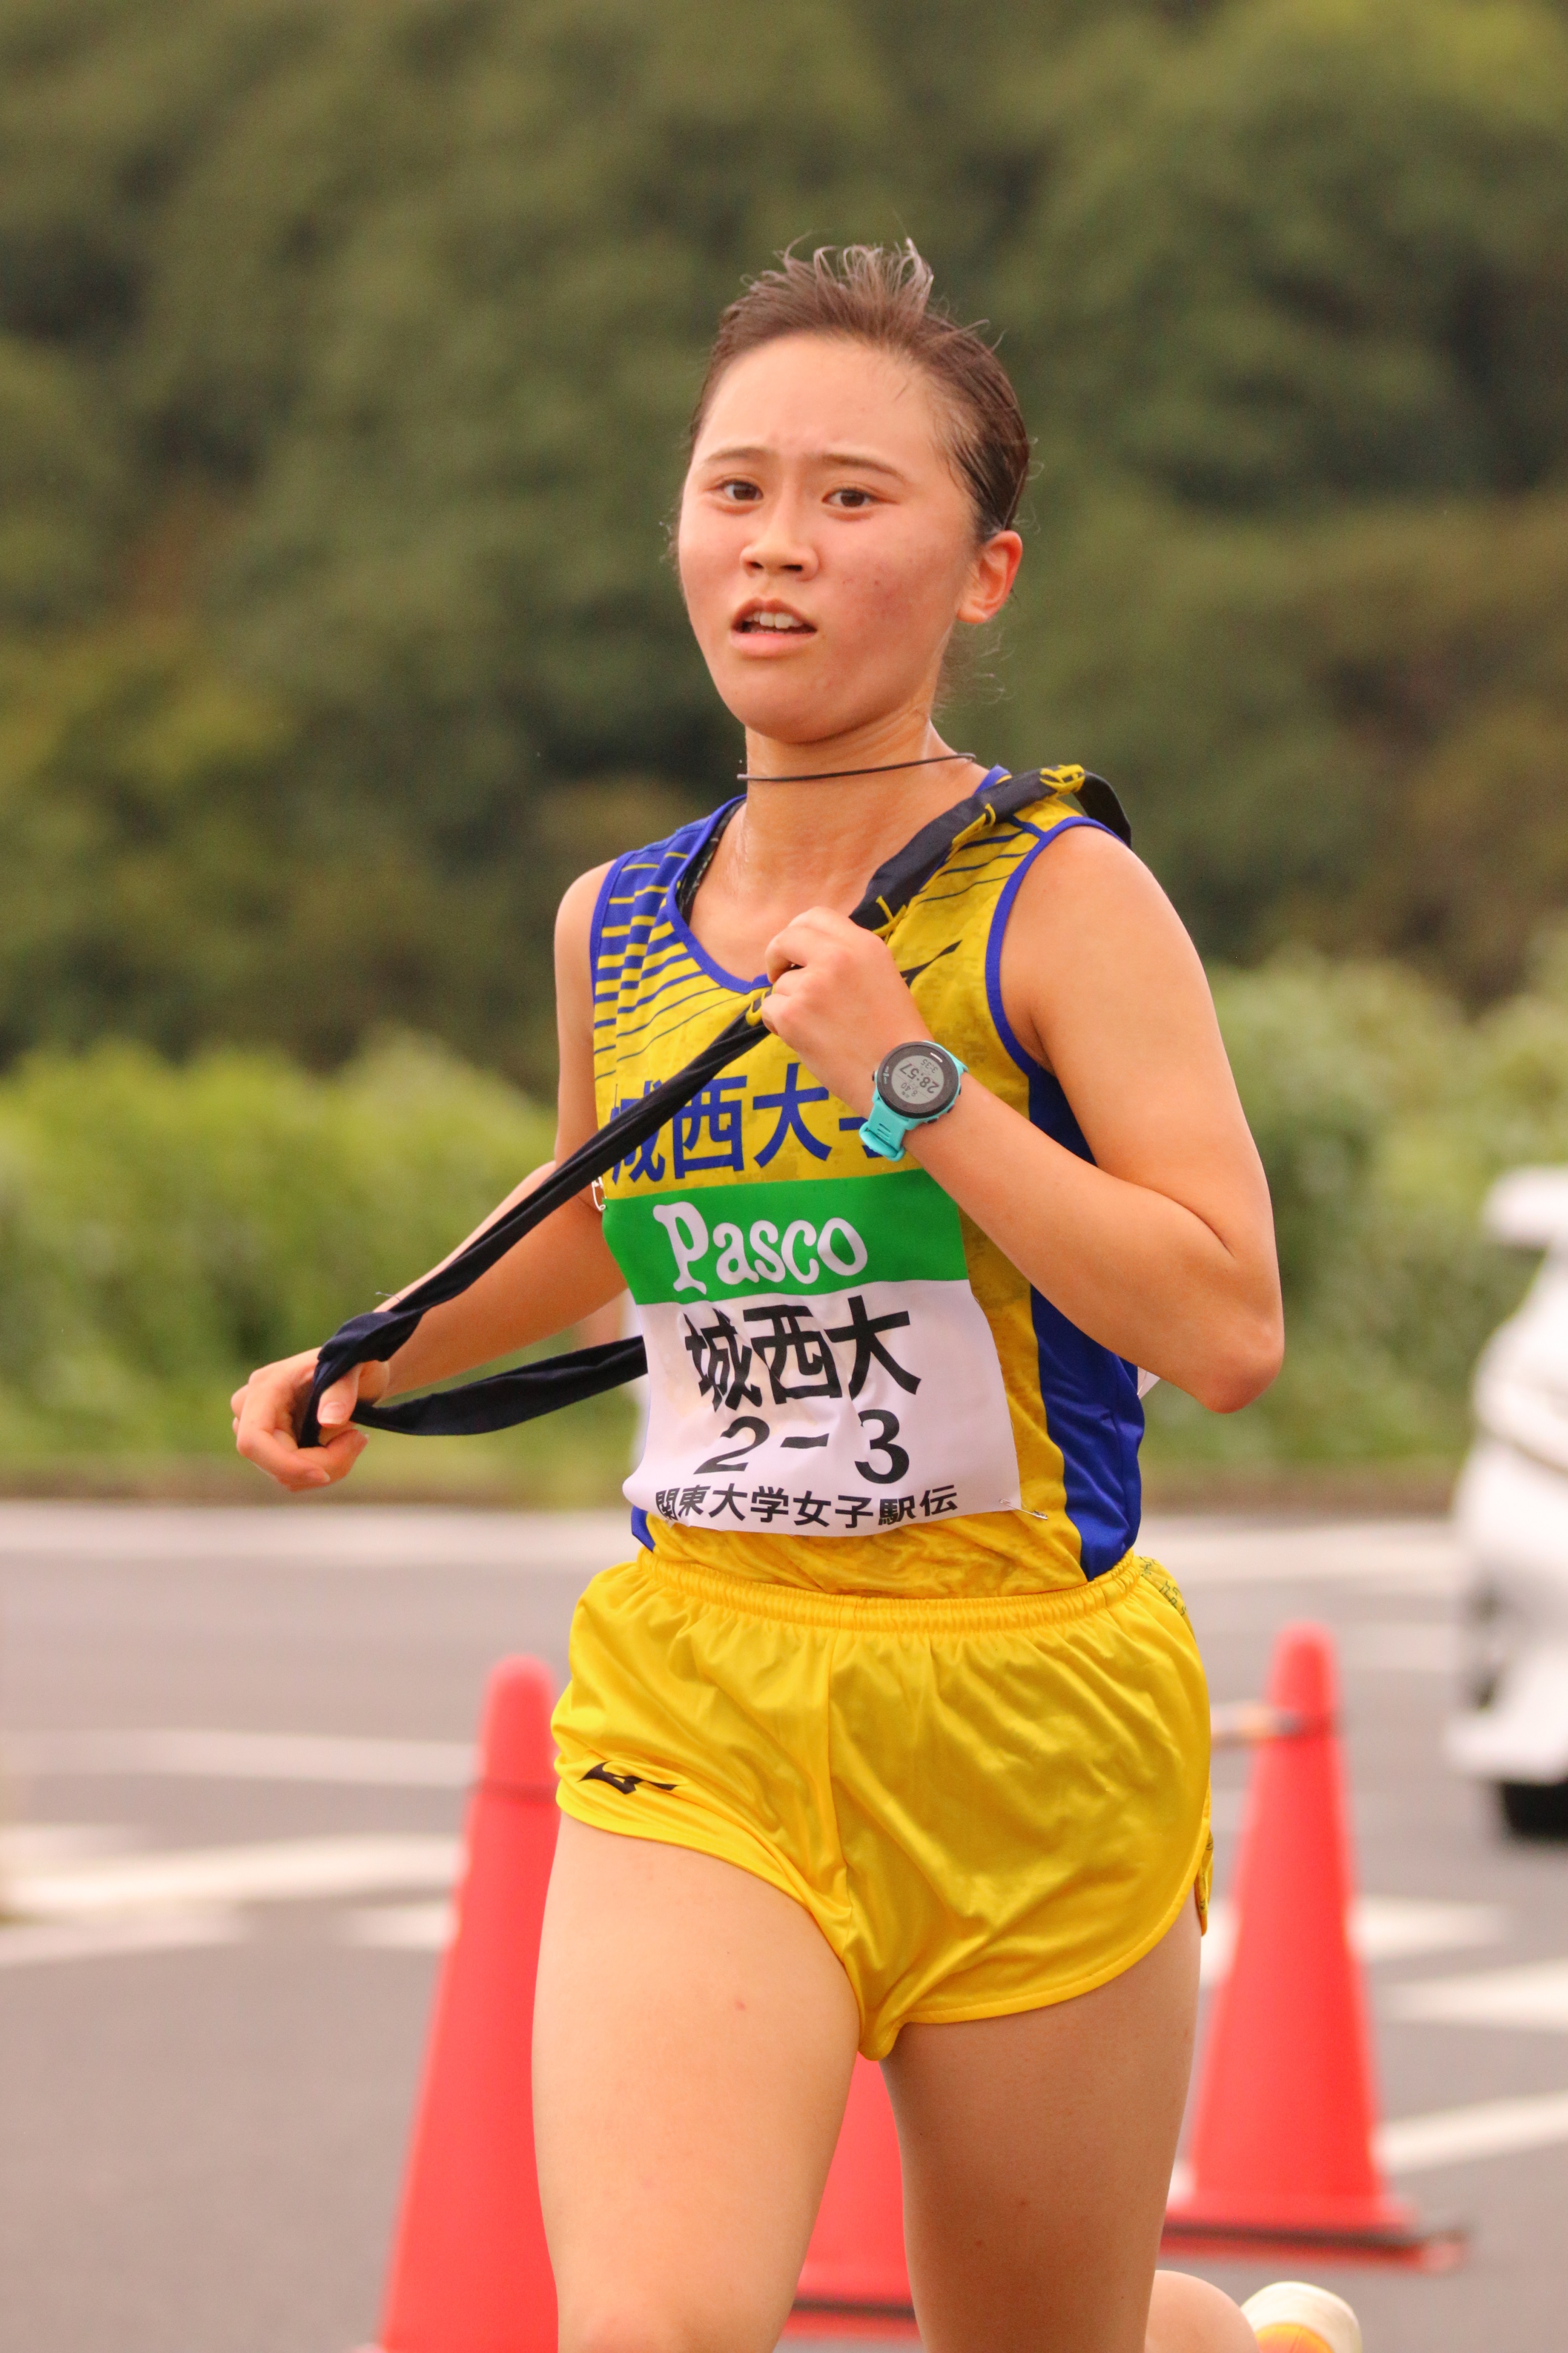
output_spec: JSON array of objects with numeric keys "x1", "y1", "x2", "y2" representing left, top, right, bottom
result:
[{"x1": 689, "y1": 243, "x2": 1030, "y2": 542}]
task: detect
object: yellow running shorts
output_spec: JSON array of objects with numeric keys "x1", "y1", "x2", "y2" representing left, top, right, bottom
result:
[{"x1": 552, "y1": 1547, "x2": 1213, "y2": 2060}]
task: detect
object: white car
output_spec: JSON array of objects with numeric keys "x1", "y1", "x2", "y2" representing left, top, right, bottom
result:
[{"x1": 1448, "y1": 1167, "x2": 1568, "y2": 1837}]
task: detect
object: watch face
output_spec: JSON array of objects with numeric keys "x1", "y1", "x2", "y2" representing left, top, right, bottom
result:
[{"x1": 880, "y1": 1043, "x2": 958, "y2": 1117}]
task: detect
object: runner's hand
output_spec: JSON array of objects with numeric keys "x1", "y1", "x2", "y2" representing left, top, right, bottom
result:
[
  {"x1": 231, "y1": 1350, "x2": 390, "y2": 1492},
  {"x1": 761, "y1": 907, "x2": 932, "y2": 1110}
]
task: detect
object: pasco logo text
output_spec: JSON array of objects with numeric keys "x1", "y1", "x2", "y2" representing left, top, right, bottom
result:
[{"x1": 650, "y1": 1200, "x2": 869, "y2": 1296}]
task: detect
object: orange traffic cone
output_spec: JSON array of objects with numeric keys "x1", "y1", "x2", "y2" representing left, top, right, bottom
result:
[
  {"x1": 788, "y1": 2057, "x2": 916, "y2": 2337},
  {"x1": 369, "y1": 1656, "x2": 561, "y2": 2352},
  {"x1": 1163, "y1": 1623, "x2": 1463, "y2": 2270}
]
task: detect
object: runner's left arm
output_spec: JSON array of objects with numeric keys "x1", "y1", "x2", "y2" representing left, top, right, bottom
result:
[
  {"x1": 232, "y1": 864, "x2": 625, "y2": 1489},
  {"x1": 757, "y1": 827, "x2": 1282, "y2": 1413}
]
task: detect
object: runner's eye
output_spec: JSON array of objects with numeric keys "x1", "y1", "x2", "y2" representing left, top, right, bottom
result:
[
  {"x1": 827, "y1": 487, "x2": 878, "y2": 509},
  {"x1": 716, "y1": 479, "x2": 763, "y2": 504}
]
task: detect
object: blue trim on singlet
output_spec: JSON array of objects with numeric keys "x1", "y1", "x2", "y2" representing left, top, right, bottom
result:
[
  {"x1": 660, "y1": 797, "x2": 766, "y2": 995},
  {"x1": 625, "y1": 934, "x2": 701, "y2": 990},
  {"x1": 587, "y1": 861, "x2": 624, "y2": 979},
  {"x1": 595, "y1": 829, "x2": 711, "y2": 1557},
  {"x1": 984, "y1": 813, "x2": 1097, "y2": 1067},
  {"x1": 600, "y1": 788, "x2": 1141, "y2": 1569},
  {"x1": 984, "y1": 814, "x2": 1144, "y2": 1579},
  {"x1": 602, "y1": 973, "x2": 726, "y2": 1050},
  {"x1": 592, "y1": 814, "x2": 720, "y2": 1003}
]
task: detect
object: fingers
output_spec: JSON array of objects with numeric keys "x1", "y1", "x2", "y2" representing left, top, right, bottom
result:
[
  {"x1": 760, "y1": 909, "x2": 900, "y2": 1018},
  {"x1": 316, "y1": 1370, "x2": 364, "y2": 1431},
  {"x1": 233, "y1": 1348, "x2": 375, "y2": 1494},
  {"x1": 754, "y1": 910, "x2": 928, "y2": 1108},
  {"x1": 328, "y1": 1358, "x2": 391, "y2": 1426},
  {"x1": 249, "y1": 1424, "x2": 370, "y2": 1493},
  {"x1": 763, "y1": 904, "x2": 858, "y2": 983}
]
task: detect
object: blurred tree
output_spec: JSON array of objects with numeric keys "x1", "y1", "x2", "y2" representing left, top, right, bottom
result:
[
  {"x1": 0, "y1": 623, "x2": 699, "y2": 1076},
  {"x1": 1008, "y1": 0, "x2": 1568, "y2": 507},
  {"x1": 0, "y1": 0, "x2": 1566, "y2": 1072},
  {"x1": 991, "y1": 484, "x2": 1568, "y2": 996},
  {"x1": 201, "y1": 0, "x2": 917, "y2": 790},
  {"x1": 0, "y1": 333, "x2": 129, "y2": 620}
]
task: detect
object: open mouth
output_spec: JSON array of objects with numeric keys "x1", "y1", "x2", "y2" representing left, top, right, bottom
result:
[{"x1": 735, "y1": 608, "x2": 815, "y2": 636}]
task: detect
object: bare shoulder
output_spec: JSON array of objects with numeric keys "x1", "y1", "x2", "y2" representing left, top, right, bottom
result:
[
  {"x1": 998, "y1": 820, "x2": 1218, "y2": 1076},
  {"x1": 1007, "y1": 817, "x2": 1195, "y2": 961},
  {"x1": 555, "y1": 860, "x2": 615, "y2": 965}
]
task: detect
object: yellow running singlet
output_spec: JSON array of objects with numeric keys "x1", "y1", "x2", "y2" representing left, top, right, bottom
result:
[
  {"x1": 592, "y1": 768, "x2": 1144, "y2": 1596},
  {"x1": 553, "y1": 767, "x2": 1212, "y2": 2052}
]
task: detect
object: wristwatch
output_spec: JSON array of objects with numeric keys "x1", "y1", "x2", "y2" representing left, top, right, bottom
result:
[{"x1": 860, "y1": 1041, "x2": 967, "y2": 1160}]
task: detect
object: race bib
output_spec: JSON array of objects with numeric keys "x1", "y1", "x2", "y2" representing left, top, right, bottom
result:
[{"x1": 604, "y1": 1169, "x2": 1022, "y2": 1538}]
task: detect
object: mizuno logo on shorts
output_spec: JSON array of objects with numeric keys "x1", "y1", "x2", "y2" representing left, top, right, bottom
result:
[{"x1": 582, "y1": 1761, "x2": 677, "y2": 1796}]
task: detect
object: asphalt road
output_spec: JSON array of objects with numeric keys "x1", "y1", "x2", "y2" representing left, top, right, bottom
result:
[{"x1": 3, "y1": 1502, "x2": 1566, "y2": 2353}]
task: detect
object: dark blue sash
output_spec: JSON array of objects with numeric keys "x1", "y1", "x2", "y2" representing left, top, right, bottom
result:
[{"x1": 298, "y1": 770, "x2": 1126, "y2": 1445}]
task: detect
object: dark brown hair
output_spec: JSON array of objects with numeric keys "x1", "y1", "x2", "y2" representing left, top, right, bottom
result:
[{"x1": 688, "y1": 243, "x2": 1031, "y2": 541}]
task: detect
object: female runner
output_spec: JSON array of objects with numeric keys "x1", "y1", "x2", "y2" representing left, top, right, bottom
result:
[{"x1": 235, "y1": 246, "x2": 1361, "y2": 2353}]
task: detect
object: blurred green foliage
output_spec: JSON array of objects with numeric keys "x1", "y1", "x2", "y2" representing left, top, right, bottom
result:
[
  {"x1": 0, "y1": 1028, "x2": 639, "y2": 1495},
  {"x1": 1147, "y1": 943, "x2": 1568, "y2": 1471},
  {"x1": 0, "y1": 973, "x2": 1558, "y2": 1480},
  {"x1": 0, "y1": 1032, "x2": 549, "y2": 1449},
  {"x1": 4, "y1": 0, "x2": 1568, "y2": 1479},
  {"x1": 2, "y1": 0, "x2": 1568, "y2": 1084}
]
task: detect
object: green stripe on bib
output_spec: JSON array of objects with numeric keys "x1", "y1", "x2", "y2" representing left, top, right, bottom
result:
[{"x1": 604, "y1": 1170, "x2": 966, "y2": 1305}]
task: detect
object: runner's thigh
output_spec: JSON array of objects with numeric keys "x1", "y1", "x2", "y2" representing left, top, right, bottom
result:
[
  {"x1": 534, "y1": 1816, "x2": 861, "y2": 2353},
  {"x1": 883, "y1": 1900, "x2": 1201, "y2": 2353}
]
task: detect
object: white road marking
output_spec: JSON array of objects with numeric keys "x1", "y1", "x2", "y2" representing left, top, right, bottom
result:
[
  {"x1": 1351, "y1": 1896, "x2": 1509, "y2": 1962},
  {"x1": 344, "y1": 1901, "x2": 455, "y2": 1950},
  {"x1": 1200, "y1": 1895, "x2": 1507, "y2": 1986},
  {"x1": 1377, "y1": 2089, "x2": 1568, "y2": 2172},
  {"x1": 1145, "y1": 1516, "x2": 1460, "y2": 1593},
  {"x1": 0, "y1": 1501, "x2": 629, "y2": 1572},
  {"x1": 1171, "y1": 2086, "x2": 1568, "y2": 2197},
  {"x1": 0, "y1": 1503, "x2": 1463, "y2": 1589},
  {"x1": 0, "y1": 1910, "x2": 245, "y2": 1969},
  {"x1": 7, "y1": 1834, "x2": 460, "y2": 1920},
  {"x1": 1342, "y1": 1621, "x2": 1461, "y2": 1674},
  {"x1": 1391, "y1": 1958, "x2": 1568, "y2": 2031},
  {"x1": 9, "y1": 1727, "x2": 475, "y2": 1788}
]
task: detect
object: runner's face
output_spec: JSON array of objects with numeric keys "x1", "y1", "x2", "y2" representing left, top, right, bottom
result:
[{"x1": 679, "y1": 335, "x2": 996, "y2": 745}]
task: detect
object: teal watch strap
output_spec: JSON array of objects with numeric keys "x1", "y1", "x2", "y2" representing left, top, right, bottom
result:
[{"x1": 861, "y1": 1051, "x2": 967, "y2": 1160}]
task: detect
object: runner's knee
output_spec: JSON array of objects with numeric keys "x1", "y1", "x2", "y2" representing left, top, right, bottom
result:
[{"x1": 560, "y1": 2295, "x2": 778, "y2": 2353}]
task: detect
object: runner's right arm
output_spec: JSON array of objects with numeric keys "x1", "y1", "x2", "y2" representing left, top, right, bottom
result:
[{"x1": 232, "y1": 866, "x2": 619, "y2": 1491}]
